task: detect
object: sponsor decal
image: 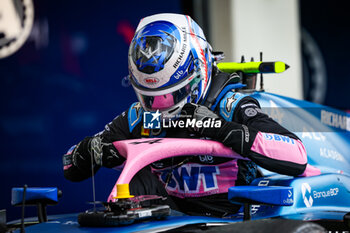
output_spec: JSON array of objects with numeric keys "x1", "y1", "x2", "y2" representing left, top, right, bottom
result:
[
  {"x1": 301, "y1": 127, "x2": 326, "y2": 141},
  {"x1": 129, "y1": 102, "x2": 143, "y2": 128},
  {"x1": 262, "y1": 133, "x2": 295, "y2": 144},
  {"x1": 283, "y1": 190, "x2": 294, "y2": 205},
  {"x1": 283, "y1": 198, "x2": 294, "y2": 205},
  {"x1": 250, "y1": 205, "x2": 260, "y2": 215},
  {"x1": 138, "y1": 210, "x2": 152, "y2": 218},
  {"x1": 144, "y1": 77, "x2": 159, "y2": 85},
  {"x1": 319, "y1": 147, "x2": 345, "y2": 162},
  {"x1": 258, "y1": 180, "x2": 269, "y2": 186},
  {"x1": 141, "y1": 126, "x2": 150, "y2": 136},
  {"x1": 160, "y1": 165, "x2": 220, "y2": 193},
  {"x1": 199, "y1": 155, "x2": 214, "y2": 164},
  {"x1": 173, "y1": 70, "x2": 184, "y2": 79},
  {"x1": 134, "y1": 103, "x2": 141, "y2": 116},
  {"x1": 225, "y1": 94, "x2": 238, "y2": 113},
  {"x1": 244, "y1": 108, "x2": 258, "y2": 117},
  {"x1": 173, "y1": 28, "x2": 187, "y2": 69},
  {"x1": 301, "y1": 183, "x2": 313, "y2": 207},
  {"x1": 301, "y1": 182, "x2": 339, "y2": 208},
  {"x1": 173, "y1": 43, "x2": 187, "y2": 69},
  {"x1": 313, "y1": 187, "x2": 339, "y2": 199},
  {"x1": 321, "y1": 110, "x2": 350, "y2": 132},
  {"x1": 242, "y1": 125, "x2": 250, "y2": 143},
  {"x1": 0, "y1": 0, "x2": 34, "y2": 58}
]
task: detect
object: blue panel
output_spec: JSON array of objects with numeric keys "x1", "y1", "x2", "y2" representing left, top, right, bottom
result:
[
  {"x1": 247, "y1": 173, "x2": 350, "y2": 220},
  {"x1": 11, "y1": 187, "x2": 58, "y2": 205},
  {"x1": 15, "y1": 213, "x2": 237, "y2": 233},
  {"x1": 228, "y1": 186, "x2": 294, "y2": 206},
  {"x1": 250, "y1": 91, "x2": 350, "y2": 177}
]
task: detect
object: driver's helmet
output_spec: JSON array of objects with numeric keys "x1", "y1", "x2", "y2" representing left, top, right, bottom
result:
[{"x1": 128, "y1": 13, "x2": 213, "y2": 119}]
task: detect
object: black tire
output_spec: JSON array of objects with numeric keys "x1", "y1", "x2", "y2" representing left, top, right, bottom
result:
[
  {"x1": 201, "y1": 219, "x2": 326, "y2": 233},
  {"x1": 344, "y1": 212, "x2": 350, "y2": 229},
  {"x1": 78, "y1": 212, "x2": 108, "y2": 227},
  {"x1": 78, "y1": 211, "x2": 135, "y2": 227}
]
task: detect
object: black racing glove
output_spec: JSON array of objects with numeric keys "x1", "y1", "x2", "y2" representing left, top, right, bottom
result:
[
  {"x1": 89, "y1": 136, "x2": 124, "y2": 168},
  {"x1": 181, "y1": 103, "x2": 222, "y2": 138},
  {"x1": 63, "y1": 136, "x2": 124, "y2": 171},
  {"x1": 181, "y1": 103, "x2": 258, "y2": 156}
]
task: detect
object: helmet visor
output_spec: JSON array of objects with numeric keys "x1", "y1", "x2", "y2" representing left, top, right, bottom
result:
[{"x1": 130, "y1": 22, "x2": 179, "y2": 74}]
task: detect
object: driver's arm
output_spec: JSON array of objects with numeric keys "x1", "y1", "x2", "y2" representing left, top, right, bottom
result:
[
  {"x1": 63, "y1": 110, "x2": 131, "y2": 182},
  {"x1": 228, "y1": 97, "x2": 307, "y2": 176},
  {"x1": 182, "y1": 99, "x2": 307, "y2": 176}
]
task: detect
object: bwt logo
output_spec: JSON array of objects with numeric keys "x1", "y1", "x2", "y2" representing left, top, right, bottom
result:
[
  {"x1": 262, "y1": 133, "x2": 295, "y2": 144},
  {"x1": 160, "y1": 165, "x2": 219, "y2": 192},
  {"x1": 143, "y1": 110, "x2": 161, "y2": 129},
  {"x1": 301, "y1": 183, "x2": 313, "y2": 207}
]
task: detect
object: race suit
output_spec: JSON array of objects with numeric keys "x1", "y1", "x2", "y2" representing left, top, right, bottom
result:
[{"x1": 63, "y1": 76, "x2": 307, "y2": 217}]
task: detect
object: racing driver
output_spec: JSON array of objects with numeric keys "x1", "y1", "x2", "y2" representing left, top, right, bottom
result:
[{"x1": 63, "y1": 13, "x2": 308, "y2": 217}]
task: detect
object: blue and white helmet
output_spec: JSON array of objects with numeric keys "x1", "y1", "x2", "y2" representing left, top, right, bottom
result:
[{"x1": 128, "y1": 13, "x2": 213, "y2": 119}]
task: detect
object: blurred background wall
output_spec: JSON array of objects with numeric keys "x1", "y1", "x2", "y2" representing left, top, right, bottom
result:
[
  {"x1": 210, "y1": 0, "x2": 303, "y2": 99},
  {"x1": 0, "y1": 0, "x2": 349, "y2": 221}
]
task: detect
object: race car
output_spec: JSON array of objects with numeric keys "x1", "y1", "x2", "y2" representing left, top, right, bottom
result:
[{"x1": 5, "y1": 60, "x2": 350, "y2": 233}]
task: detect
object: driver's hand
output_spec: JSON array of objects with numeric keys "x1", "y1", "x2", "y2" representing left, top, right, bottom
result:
[
  {"x1": 90, "y1": 136, "x2": 123, "y2": 168},
  {"x1": 181, "y1": 103, "x2": 223, "y2": 138}
]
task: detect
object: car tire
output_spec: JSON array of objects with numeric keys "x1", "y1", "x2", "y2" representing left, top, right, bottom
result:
[
  {"x1": 78, "y1": 211, "x2": 135, "y2": 227},
  {"x1": 202, "y1": 219, "x2": 326, "y2": 233},
  {"x1": 77, "y1": 212, "x2": 108, "y2": 227}
]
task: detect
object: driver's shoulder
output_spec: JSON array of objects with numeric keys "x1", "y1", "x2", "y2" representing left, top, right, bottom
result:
[
  {"x1": 104, "y1": 102, "x2": 144, "y2": 134},
  {"x1": 127, "y1": 102, "x2": 144, "y2": 132},
  {"x1": 218, "y1": 91, "x2": 250, "y2": 121}
]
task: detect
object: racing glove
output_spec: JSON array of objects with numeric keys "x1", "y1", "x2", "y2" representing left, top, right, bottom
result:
[
  {"x1": 89, "y1": 136, "x2": 125, "y2": 168},
  {"x1": 181, "y1": 103, "x2": 258, "y2": 156},
  {"x1": 63, "y1": 136, "x2": 124, "y2": 172}
]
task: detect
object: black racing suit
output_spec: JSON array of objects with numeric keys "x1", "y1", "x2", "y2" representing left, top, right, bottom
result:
[{"x1": 63, "y1": 77, "x2": 307, "y2": 217}]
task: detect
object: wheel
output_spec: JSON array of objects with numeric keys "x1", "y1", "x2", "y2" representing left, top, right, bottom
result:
[
  {"x1": 78, "y1": 211, "x2": 135, "y2": 227},
  {"x1": 201, "y1": 219, "x2": 326, "y2": 233},
  {"x1": 344, "y1": 212, "x2": 350, "y2": 229},
  {"x1": 78, "y1": 212, "x2": 108, "y2": 227}
]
